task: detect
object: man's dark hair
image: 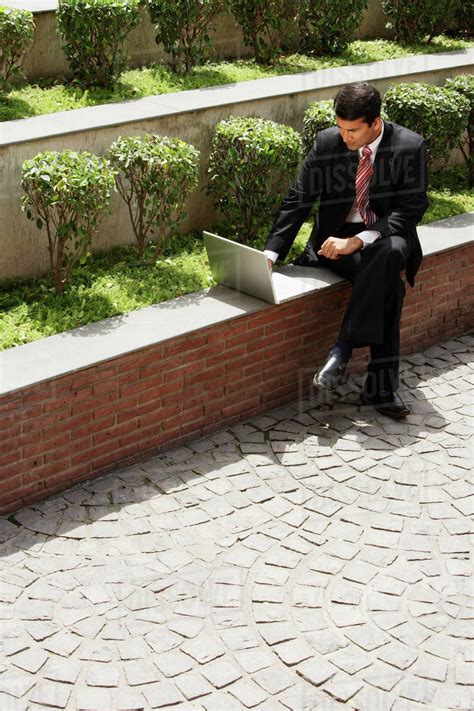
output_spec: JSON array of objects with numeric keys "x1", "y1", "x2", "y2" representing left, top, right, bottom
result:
[{"x1": 333, "y1": 83, "x2": 382, "y2": 125}]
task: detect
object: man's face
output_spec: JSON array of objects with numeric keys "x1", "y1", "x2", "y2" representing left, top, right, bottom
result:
[{"x1": 336, "y1": 115, "x2": 382, "y2": 150}]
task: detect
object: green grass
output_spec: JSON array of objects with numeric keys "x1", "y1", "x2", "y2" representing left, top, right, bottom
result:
[
  {"x1": 0, "y1": 36, "x2": 471, "y2": 122},
  {"x1": 0, "y1": 166, "x2": 472, "y2": 352}
]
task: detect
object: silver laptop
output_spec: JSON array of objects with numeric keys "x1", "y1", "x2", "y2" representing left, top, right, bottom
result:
[{"x1": 203, "y1": 231, "x2": 317, "y2": 304}]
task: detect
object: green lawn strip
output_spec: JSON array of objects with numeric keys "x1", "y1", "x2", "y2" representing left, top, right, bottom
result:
[
  {"x1": 0, "y1": 166, "x2": 472, "y2": 352},
  {"x1": 0, "y1": 36, "x2": 471, "y2": 122}
]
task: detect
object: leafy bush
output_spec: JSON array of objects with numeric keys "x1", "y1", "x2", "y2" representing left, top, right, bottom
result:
[
  {"x1": 299, "y1": 0, "x2": 368, "y2": 55},
  {"x1": 21, "y1": 151, "x2": 115, "y2": 293},
  {"x1": 384, "y1": 82, "x2": 470, "y2": 170},
  {"x1": 0, "y1": 6, "x2": 34, "y2": 91},
  {"x1": 107, "y1": 134, "x2": 200, "y2": 258},
  {"x1": 229, "y1": 0, "x2": 299, "y2": 65},
  {"x1": 206, "y1": 116, "x2": 302, "y2": 244},
  {"x1": 57, "y1": 0, "x2": 140, "y2": 87},
  {"x1": 445, "y1": 75, "x2": 474, "y2": 186},
  {"x1": 147, "y1": 0, "x2": 223, "y2": 73},
  {"x1": 302, "y1": 100, "x2": 335, "y2": 154},
  {"x1": 450, "y1": 3, "x2": 474, "y2": 38},
  {"x1": 381, "y1": 0, "x2": 461, "y2": 43}
]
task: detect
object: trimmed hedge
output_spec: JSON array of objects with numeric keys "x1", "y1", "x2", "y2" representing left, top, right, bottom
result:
[
  {"x1": 21, "y1": 151, "x2": 115, "y2": 293},
  {"x1": 57, "y1": 0, "x2": 140, "y2": 87},
  {"x1": 229, "y1": 0, "x2": 299, "y2": 65},
  {"x1": 108, "y1": 135, "x2": 200, "y2": 258},
  {"x1": 446, "y1": 75, "x2": 474, "y2": 186},
  {"x1": 0, "y1": 6, "x2": 34, "y2": 91},
  {"x1": 206, "y1": 116, "x2": 302, "y2": 244},
  {"x1": 302, "y1": 99, "x2": 335, "y2": 154},
  {"x1": 300, "y1": 0, "x2": 368, "y2": 55},
  {"x1": 384, "y1": 82, "x2": 470, "y2": 169},
  {"x1": 147, "y1": 0, "x2": 223, "y2": 73},
  {"x1": 381, "y1": 0, "x2": 461, "y2": 44}
]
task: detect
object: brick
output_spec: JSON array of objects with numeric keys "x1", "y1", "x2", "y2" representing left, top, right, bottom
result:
[
  {"x1": 71, "y1": 365, "x2": 118, "y2": 388},
  {"x1": 92, "y1": 379, "x2": 120, "y2": 397},
  {"x1": 93, "y1": 419, "x2": 138, "y2": 446},
  {"x1": 120, "y1": 379, "x2": 160, "y2": 399},
  {"x1": 136, "y1": 383, "x2": 166, "y2": 405},
  {"x1": 91, "y1": 443, "x2": 138, "y2": 473},
  {"x1": 28, "y1": 407, "x2": 72, "y2": 434},
  {"x1": 116, "y1": 398, "x2": 156, "y2": 425},
  {"x1": 23, "y1": 431, "x2": 71, "y2": 459},
  {"x1": 2, "y1": 455, "x2": 42, "y2": 480},
  {"x1": 70, "y1": 438, "x2": 118, "y2": 467},
  {"x1": 133, "y1": 347, "x2": 164, "y2": 368},
  {"x1": 140, "y1": 354, "x2": 183, "y2": 379},
  {"x1": 0, "y1": 472, "x2": 22, "y2": 495},
  {"x1": 22, "y1": 455, "x2": 68, "y2": 485},
  {"x1": 0, "y1": 410, "x2": 24, "y2": 430},
  {"x1": 227, "y1": 326, "x2": 266, "y2": 350},
  {"x1": 140, "y1": 402, "x2": 182, "y2": 430},
  {"x1": 0, "y1": 395, "x2": 23, "y2": 414},
  {"x1": 22, "y1": 384, "x2": 54, "y2": 405},
  {"x1": 207, "y1": 344, "x2": 247, "y2": 367},
  {"x1": 222, "y1": 395, "x2": 261, "y2": 419},
  {"x1": 163, "y1": 334, "x2": 207, "y2": 358},
  {"x1": 0, "y1": 446, "x2": 22, "y2": 469},
  {"x1": 225, "y1": 372, "x2": 263, "y2": 395},
  {"x1": 161, "y1": 405, "x2": 203, "y2": 431},
  {"x1": 0, "y1": 422, "x2": 22, "y2": 452}
]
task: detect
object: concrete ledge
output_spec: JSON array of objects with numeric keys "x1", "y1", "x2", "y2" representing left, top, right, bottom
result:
[
  {"x1": 2, "y1": 49, "x2": 473, "y2": 147},
  {"x1": 1, "y1": 212, "x2": 472, "y2": 397}
]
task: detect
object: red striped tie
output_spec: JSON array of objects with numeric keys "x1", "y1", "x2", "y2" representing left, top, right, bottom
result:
[{"x1": 355, "y1": 145, "x2": 376, "y2": 226}]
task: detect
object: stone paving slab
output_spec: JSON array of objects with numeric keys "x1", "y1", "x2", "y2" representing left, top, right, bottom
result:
[{"x1": 0, "y1": 335, "x2": 473, "y2": 710}]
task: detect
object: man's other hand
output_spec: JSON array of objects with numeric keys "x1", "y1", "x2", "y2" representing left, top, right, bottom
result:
[
  {"x1": 267, "y1": 258, "x2": 273, "y2": 270},
  {"x1": 318, "y1": 236, "x2": 363, "y2": 260}
]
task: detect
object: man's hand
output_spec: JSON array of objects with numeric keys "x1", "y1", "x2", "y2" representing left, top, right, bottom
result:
[
  {"x1": 267, "y1": 258, "x2": 273, "y2": 271},
  {"x1": 318, "y1": 236, "x2": 363, "y2": 260}
]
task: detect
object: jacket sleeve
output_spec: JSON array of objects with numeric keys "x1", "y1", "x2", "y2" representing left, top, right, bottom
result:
[
  {"x1": 371, "y1": 137, "x2": 429, "y2": 238},
  {"x1": 264, "y1": 135, "x2": 323, "y2": 261}
]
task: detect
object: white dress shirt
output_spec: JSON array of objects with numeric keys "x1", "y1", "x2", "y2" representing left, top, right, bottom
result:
[{"x1": 264, "y1": 121, "x2": 384, "y2": 264}]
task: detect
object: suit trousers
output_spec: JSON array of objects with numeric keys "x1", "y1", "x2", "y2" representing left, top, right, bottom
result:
[{"x1": 317, "y1": 223, "x2": 411, "y2": 395}]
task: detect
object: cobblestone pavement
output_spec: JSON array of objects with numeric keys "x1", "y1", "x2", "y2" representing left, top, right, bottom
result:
[{"x1": 1, "y1": 335, "x2": 473, "y2": 711}]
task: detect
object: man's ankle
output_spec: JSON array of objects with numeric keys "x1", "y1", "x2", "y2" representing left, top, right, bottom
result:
[{"x1": 331, "y1": 340, "x2": 353, "y2": 362}]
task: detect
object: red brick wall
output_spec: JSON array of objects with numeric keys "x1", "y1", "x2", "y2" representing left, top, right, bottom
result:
[{"x1": 1, "y1": 244, "x2": 472, "y2": 515}]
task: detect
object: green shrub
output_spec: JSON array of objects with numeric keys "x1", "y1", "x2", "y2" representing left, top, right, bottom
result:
[
  {"x1": 206, "y1": 116, "x2": 302, "y2": 244},
  {"x1": 300, "y1": 0, "x2": 368, "y2": 55},
  {"x1": 21, "y1": 151, "x2": 115, "y2": 293},
  {"x1": 0, "y1": 6, "x2": 34, "y2": 91},
  {"x1": 446, "y1": 75, "x2": 474, "y2": 186},
  {"x1": 381, "y1": 0, "x2": 461, "y2": 43},
  {"x1": 384, "y1": 82, "x2": 470, "y2": 170},
  {"x1": 107, "y1": 134, "x2": 200, "y2": 258},
  {"x1": 450, "y1": 3, "x2": 474, "y2": 38},
  {"x1": 147, "y1": 0, "x2": 223, "y2": 73},
  {"x1": 57, "y1": 0, "x2": 140, "y2": 87},
  {"x1": 302, "y1": 99, "x2": 335, "y2": 154},
  {"x1": 228, "y1": 0, "x2": 299, "y2": 65}
]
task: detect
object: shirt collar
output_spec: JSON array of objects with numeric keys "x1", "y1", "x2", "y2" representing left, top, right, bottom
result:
[{"x1": 359, "y1": 120, "x2": 384, "y2": 158}]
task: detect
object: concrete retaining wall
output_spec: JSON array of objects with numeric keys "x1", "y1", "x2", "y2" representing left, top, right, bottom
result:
[
  {"x1": 0, "y1": 49, "x2": 472, "y2": 282},
  {"x1": 9, "y1": 0, "x2": 392, "y2": 81}
]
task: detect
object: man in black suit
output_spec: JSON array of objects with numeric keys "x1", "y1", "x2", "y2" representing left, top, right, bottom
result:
[{"x1": 264, "y1": 82, "x2": 429, "y2": 418}]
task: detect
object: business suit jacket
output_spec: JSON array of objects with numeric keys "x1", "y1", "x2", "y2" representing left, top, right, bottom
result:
[{"x1": 265, "y1": 120, "x2": 429, "y2": 286}]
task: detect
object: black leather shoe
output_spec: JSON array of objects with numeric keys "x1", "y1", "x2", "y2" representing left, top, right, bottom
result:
[
  {"x1": 361, "y1": 390, "x2": 410, "y2": 419},
  {"x1": 313, "y1": 351, "x2": 347, "y2": 391}
]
